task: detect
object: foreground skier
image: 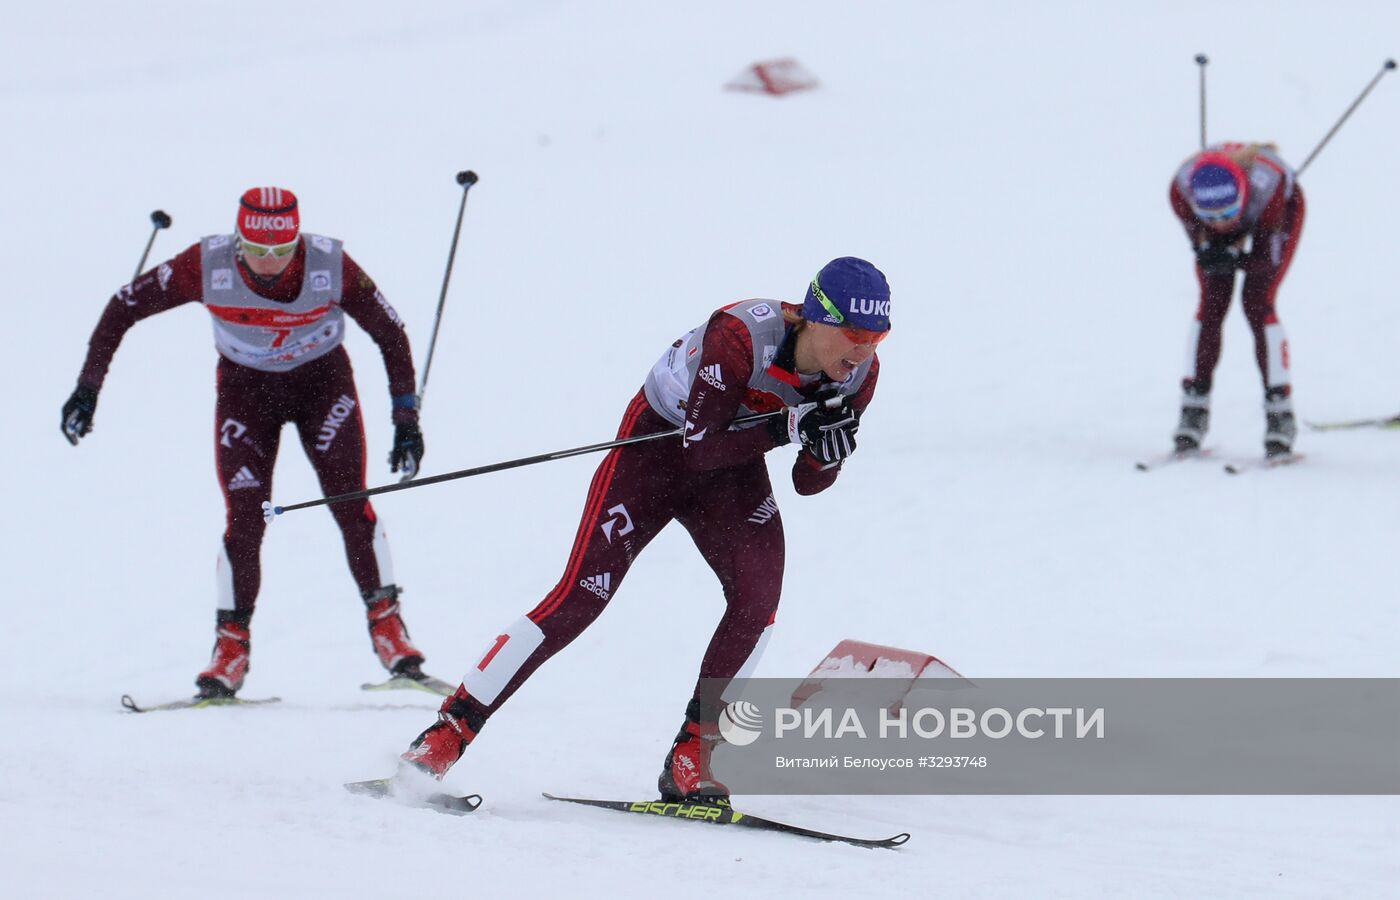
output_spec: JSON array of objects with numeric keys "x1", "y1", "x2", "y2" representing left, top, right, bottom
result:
[{"x1": 393, "y1": 257, "x2": 889, "y2": 802}]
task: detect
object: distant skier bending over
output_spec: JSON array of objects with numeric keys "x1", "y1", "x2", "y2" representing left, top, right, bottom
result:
[
  {"x1": 395, "y1": 257, "x2": 889, "y2": 803},
  {"x1": 60, "y1": 187, "x2": 432, "y2": 698},
  {"x1": 1169, "y1": 142, "x2": 1306, "y2": 457}
]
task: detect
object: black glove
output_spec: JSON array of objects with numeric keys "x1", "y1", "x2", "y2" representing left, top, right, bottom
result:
[
  {"x1": 767, "y1": 390, "x2": 860, "y2": 466},
  {"x1": 389, "y1": 422, "x2": 425, "y2": 478},
  {"x1": 807, "y1": 408, "x2": 860, "y2": 467},
  {"x1": 61, "y1": 384, "x2": 99, "y2": 446},
  {"x1": 1194, "y1": 242, "x2": 1243, "y2": 275}
]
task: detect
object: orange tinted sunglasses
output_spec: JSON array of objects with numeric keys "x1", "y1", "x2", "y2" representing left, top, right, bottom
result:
[{"x1": 839, "y1": 324, "x2": 890, "y2": 345}]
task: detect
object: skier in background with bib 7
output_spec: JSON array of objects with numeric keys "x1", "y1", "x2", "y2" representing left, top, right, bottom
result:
[
  {"x1": 390, "y1": 257, "x2": 888, "y2": 805},
  {"x1": 60, "y1": 187, "x2": 434, "y2": 698},
  {"x1": 1169, "y1": 142, "x2": 1305, "y2": 457}
]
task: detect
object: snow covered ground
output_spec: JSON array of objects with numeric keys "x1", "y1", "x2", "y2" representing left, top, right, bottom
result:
[{"x1": 5, "y1": 1, "x2": 1400, "y2": 896}]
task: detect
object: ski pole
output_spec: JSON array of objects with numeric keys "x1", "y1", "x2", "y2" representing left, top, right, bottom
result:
[
  {"x1": 267, "y1": 423, "x2": 704, "y2": 520},
  {"x1": 1195, "y1": 54, "x2": 1209, "y2": 149},
  {"x1": 417, "y1": 170, "x2": 479, "y2": 408},
  {"x1": 1296, "y1": 59, "x2": 1396, "y2": 177},
  {"x1": 134, "y1": 209, "x2": 172, "y2": 281},
  {"x1": 265, "y1": 399, "x2": 842, "y2": 520},
  {"x1": 397, "y1": 171, "x2": 479, "y2": 485}
]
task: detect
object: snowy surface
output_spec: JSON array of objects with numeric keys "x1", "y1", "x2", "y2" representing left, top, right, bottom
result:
[{"x1": 5, "y1": 1, "x2": 1400, "y2": 897}]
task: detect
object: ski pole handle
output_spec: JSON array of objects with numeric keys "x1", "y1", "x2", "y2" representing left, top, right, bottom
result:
[{"x1": 134, "y1": 209, "x2": 172, "y2": 281}]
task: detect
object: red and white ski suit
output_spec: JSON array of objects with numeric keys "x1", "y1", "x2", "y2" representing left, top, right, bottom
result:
[
  {"x1": 74, "y1": 239, "x2": 417, "y2": 615},
  {"x1": 441, "y1": 300, "x2": 879, "y2": 732},
  {"x1": 1170, "y1": 143, "x2": 1305, "y2": 395}
]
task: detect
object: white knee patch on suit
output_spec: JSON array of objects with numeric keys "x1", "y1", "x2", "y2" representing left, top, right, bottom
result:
[
  {"x1": 723, "y1": 621, "x2": 775, "y2": 703},
  {"x1": 1181, "y1": 320, "x2": 1203, "y2": 381},
  {"x1": 215, "y1": 544, "x2": 236, "y2": 611},
  {"x1": 371, "y1": 516, "x2": 395, "y2": 586},
  {"x1": 1265, "y1": 322, "x2": 1291, "y2": 389},
  {"x1": 461, "y1": 616, "x2": 546, "y2": 706}
]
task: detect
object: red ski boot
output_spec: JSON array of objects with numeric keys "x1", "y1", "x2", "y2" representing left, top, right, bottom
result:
[
  {"x1": 658, "y1": 713, "x2": 730, "y2": 803},
  {"x1": 195, "y1": 621, "x2": 250, "y2": 698},
  {"x1": 400, "y1": 689, "x2": 479, "y2": 779},
  {"x1": 364, "y1": 586, "x2": 426, "y2": 676}
]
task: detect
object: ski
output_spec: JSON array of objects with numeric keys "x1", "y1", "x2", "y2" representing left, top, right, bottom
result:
[
  {"x1": 1222, "y1": 452, "x2": 1307, "y2": 475},
  {"x1": 541, "y1": 793, "x2": 910, "y2": 850},
  {"x1": 120, "y1": 693, "x2": 282, "y2": 713},
  {"x1": 1134, "y1": 447, "x2": 1213, "y2": 471},
  {"x1": 360, "y1": 671, "x2": 455, "y2": 697},
  {"x1": 1304, "y1": 416, "x2": 1400, "y2": 432},
  {"x1": 344, "y1": 777, "x2": 482, "y2": 816}
]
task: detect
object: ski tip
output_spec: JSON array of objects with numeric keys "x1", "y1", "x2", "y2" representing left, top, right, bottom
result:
[
  {"x1": 1223, "y1": 451, "x2": 1305, "y2": 474},
  {"x1": 345, "y1": 778, "x2": 395, "y2": 797},
  {"x1": 119, "y1": 693, "x2": 281, "y2": 713},
  {"x1": 422, "y1": 792, "x2": 483, "y2": 816},
  {"x1": 346, "y1": 778, "x2": 482, "y2": 814},
  {"x1": 889, "y1": 833, "x2": 912, "y2": 846},
  {"x1": 1134, "y1": 447, "x2": 1213, "y2": 472}
]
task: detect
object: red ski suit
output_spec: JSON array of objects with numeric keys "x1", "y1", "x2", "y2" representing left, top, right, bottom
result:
[
  {"x1": 1170, "y1": 145, "x2": 1306, "y2": 395},
  {"x1": 442, "y1": 303, "x2": 879, "y2": 733},
  {"x1": 74, "y1": 241, "x2": 417, "y2": 614}
]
